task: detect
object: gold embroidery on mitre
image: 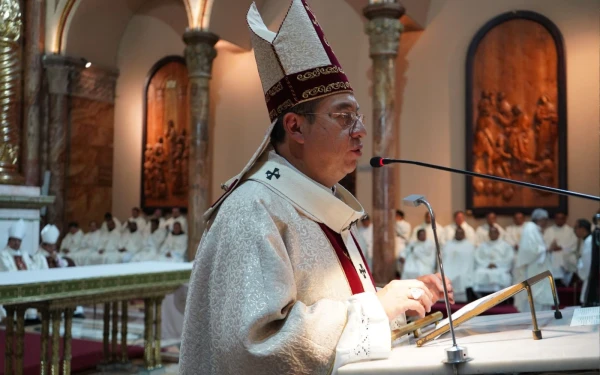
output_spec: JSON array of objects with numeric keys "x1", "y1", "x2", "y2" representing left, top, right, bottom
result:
[
  {"x1": 297, "y1": 66, "x2": 343, "y2": 81},
  {"x1": 276, "y1": 99, "x2": 295, "y2": 114},
  {"x1": 302, "y1": 82, "x2": 352, "y2": 99},
  {"x1": 265, "y1": 82, "x2": 283, "y2": 103},
  {"x1": 269, "y1": 109, "x2": 277, "y2": 120}
]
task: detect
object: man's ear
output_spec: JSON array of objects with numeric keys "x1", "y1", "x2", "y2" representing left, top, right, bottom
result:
[{"x1": 282, "y1": 112, "x2": 305, "y2": 145}]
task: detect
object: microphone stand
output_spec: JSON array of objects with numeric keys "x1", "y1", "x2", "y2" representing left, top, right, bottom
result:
[{"x1": 403, "y1": 194, "x2": 470, "y2": 367}]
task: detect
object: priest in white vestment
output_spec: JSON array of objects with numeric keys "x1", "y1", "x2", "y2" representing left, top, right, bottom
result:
[
  {"x1": 543, "y1": 212, "x2": 578, "y2": 286},
  {"x1": 122, "y1": 207, "x2": 147, "y2": 235},
  {"x1": 410, "y1": 212, "x2": 444, "y2": 245},
  {"x1": 71, "y1": 221, "x2": 101, "y2": 266},
  {"x1": 88, "y1": 219, "x2": 121, "y2": 265},
  {"x1": 356, "y1": 215, "x2": 373, "y2": 269},
  {"x1": 115, "y1": 222, "x2": 145, "y2": 263},
  {"x1": 514, "y1": 209, "x2": 559, "y2": 312},
  {"x1": 60, "y1": 222, "x2": 84, "y2": 265},
  {"x1": 403, "y1": 229, "x2": 437, "y2": 280},
  {"x1": 165, "y1": 208, "x2": 187, "y2": 233},
  {"x1": 180, "y1": 3, "x2": 454, "y2": 373},
  {"x1": 505, "y1": 212, "x2": 525, "y2": 250},
  {"x1": 475, "y1": 212, "x2": 506, "y2": 246},
  {"x1": 395, "y1": 210, "x2": 411, "y2": 263},
  {"x1": 143, "y1": 209, "x2": 167, "y2": 236},
  {"x1": 131, "y1": 218, "x2": 167, "y2": 262},
  {"x1": 473, "y1": 226, "x2": 514, "y2": 292},
  {"x1": 444, "y1": 210, "x2": 476, "y2": 245},
  {"x1": 575, "y1": 219, "x2": 593, "y2": 305},
  {"x1": 442, "y1": 227, "x2": 475, "y2": 302},
  {"x1": 0, "y1": 220, "x2": 38, "y2": 320},
  {"x1": 33, "y1": 224, "x2": 68, "y2": 269},
  {"x1": 100, "y1": 212, "x2": 122, "y2": 234},
  {"x1": 157, "y1": 222, "x2": 187, "y2": 263}
]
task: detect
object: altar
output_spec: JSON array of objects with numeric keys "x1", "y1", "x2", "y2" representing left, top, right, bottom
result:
[{"x1": 339, "y1": 308, "x2": 600, "y2": 374}]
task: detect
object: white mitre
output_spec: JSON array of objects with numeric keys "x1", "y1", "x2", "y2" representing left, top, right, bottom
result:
[
  {"x1": 41, "y1": 224, "x2": 60, "y2": 245},
  {"x1": 8, "y1": 219, "x2": 26, "y2": 240}
]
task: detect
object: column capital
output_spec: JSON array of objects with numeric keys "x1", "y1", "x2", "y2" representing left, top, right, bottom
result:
[
  {"x1": 363, "y1": 3, "x2": 405, "y2": 57},
  {"x1": 183, "y1": 29, "x2": 219, "y2": 79}
]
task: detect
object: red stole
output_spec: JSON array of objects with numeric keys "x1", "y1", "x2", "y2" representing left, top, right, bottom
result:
[
  {"x1": 318, "y1": 223, "x2": 376, "y2": 294},
  {"x1": 13, "y1": 256, "x2": 27, "y2": 270}
]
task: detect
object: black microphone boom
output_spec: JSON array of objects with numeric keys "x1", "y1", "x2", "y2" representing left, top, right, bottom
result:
[{"x1": 370, "y1": 156, "x2": 600, "y2": 202}]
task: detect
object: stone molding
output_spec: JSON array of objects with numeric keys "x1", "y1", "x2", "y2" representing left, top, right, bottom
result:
[
  {"x1": 364, "y1": 3, "x2": 405, "y2": 57},
  {"x1": 183, "y1": 29, "x2": 219, "y2": 79}
]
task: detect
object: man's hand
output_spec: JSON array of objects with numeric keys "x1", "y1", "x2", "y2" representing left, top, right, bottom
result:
[
  {"x1": 63, "y1": 249, "x2": 70, "y2": 254},
  {"x1": 488, "y1": 263, "x2": 497, "y2": 269},
  {"x1": 549, "y1": 240, "x2": 562, "y2": 252},
  {"x1": 118, "y1": 248, "x2": 126, "y2": 253},
  {"x1": 376, "y1": 279, "x2": 434, "y2": 321},
  {"x1": 166, "y1": 252, "x2": 172, "y2": 258},
  {"x1": 98, "y1": 249, "x2": 105, "y2": 255},
  {"x1": 417, "y1": 273, "x2": 455, "y2": 304}
]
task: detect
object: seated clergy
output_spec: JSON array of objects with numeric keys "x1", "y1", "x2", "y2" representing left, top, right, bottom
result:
[
  {"x1": 123, "y1": 207, "x2": 147, "y2": 234},
  {"x1": 132, "y1": 218, "x2": 167, "y2": 262},
  {"x1": 33, "y1": 224, "x2": 68, "y2": 269},
  {"x1": 475, "y1": 212, "x2": 507, "y2": 246},
  {"x1": 165, "y1": 207, "x2": 187, "y2": 233},
  {"x1": 441, "y1": 227, "x2": 475, "y2": 302},
  {"x1": 100, "y1": 212, "x2": 122, "y2": 234},
  {"x1": 144, "y1": 208, "x2": 167, "y2": 236},
  {"x1": 444, "y1": 210, "x2": 476, "y2": 245},
  {"x1": 410, "y1": 212, "x2": 444, "y2": 245},
  {"x1": 72, "y1": 221, "x2": 102, "y2": 266},
  {"x1": 0, "y1": 220, "x2": 40, "y2": 321},
  {"x1": 88, "y1": 218, "x2": 121, "y2": 265},
  {"x1": 473, "y1": 226, "x2": 514, "y2": 292},
  {"x1": 117, "y1": 221, "x2": 145, "y2": 263},
  {"x1": 543, "y1": 212, "x2": 578, "y2": 286},
  {"x1": 157, "y1": 222, "x2": 187, "y2": 262},
  {"x1": 402, "y1": 229, "x2": 436, "y2": 280},
  {"x1": 60, "y1": 222, "x2": 84, "y2": 264}
]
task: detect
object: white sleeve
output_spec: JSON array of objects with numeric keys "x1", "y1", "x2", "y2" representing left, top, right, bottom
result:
[
  {"x1": 332, "y1": 292, "x2": 392, "y2": 373},
  {"x1": 577, "y1": 239, "x2": 592, "y2": 281}
]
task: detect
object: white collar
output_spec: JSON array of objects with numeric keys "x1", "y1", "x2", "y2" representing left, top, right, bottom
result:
[
  {"x1": 279, "y1": 155, "x2": 336, "y2": 195},
  {"x1": 246, "y1": 150, "x2": 364, "y2": 233},
  {"x1": 4, "y1": 247, "x2": 23, "y2": 256}
]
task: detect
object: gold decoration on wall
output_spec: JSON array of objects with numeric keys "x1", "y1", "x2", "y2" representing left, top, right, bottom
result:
[{"x1": 0, "y1": 0, "x2": 24, "y2": 184}]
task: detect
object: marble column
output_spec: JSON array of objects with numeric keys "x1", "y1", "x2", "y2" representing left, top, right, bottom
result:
[
  {"x1": 42, "y1": 55, "x2": 72, "y2": 232},
  {"x1": 22, "y1": 0, "x2": 45, "y2": 186},
  {"x1": 364, "y1": 2, "x2": 405, "y2": 283},
  {"x1": 183, "y1": 29, "x2": 218, "y2": 261}
]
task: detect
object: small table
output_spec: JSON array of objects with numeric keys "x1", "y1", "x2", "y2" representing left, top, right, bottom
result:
[
  {"x1": 339, "y1": 308, "x2": 600, "y2": 374},
  {"x1": 0, "y1": 262, "x2": 192, "y2": 374}
]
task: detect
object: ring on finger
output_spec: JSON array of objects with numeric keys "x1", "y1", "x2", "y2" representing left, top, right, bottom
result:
[{"x1": 410, "y1": 287, "x2": 424, "y2": 300}]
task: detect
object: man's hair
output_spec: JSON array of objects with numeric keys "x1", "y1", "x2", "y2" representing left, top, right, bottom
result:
[
  {"x1": 453, "y1": 210, "x2": 464, "y2": 218},
  {"x1": 151, "y1": 218, "x2": 159, "y2": 226},
  {"x1": 68, "y1": 222, "x2": 79, "y2": 228},
  {"x1": 417, "y1": 229, "x2": 426, "y2": 236},
  {"x1": 576, "y1": 219, "x2": 592, "y2": 234},
  {"x1": 395, "y1": 210, "x2": 404, "y2": 218},
  {"x1": 132, "y1": 207, "x2": 140, "y2": 212},
  {"x1": 271, "y1": 98, "x2": 323, "y2": 145},
  {"x1": 104, "y1": 212, "x2": 113, "y2": 220}
]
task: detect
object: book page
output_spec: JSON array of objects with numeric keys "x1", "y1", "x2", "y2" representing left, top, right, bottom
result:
[{"x1": 570, "y1": 307, "x2": 600, "y2": 327}]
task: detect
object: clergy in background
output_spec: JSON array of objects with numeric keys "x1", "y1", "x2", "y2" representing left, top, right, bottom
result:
[
  {"x1": 132, "y1": 218, "x2": 167, "y2": 262},
  {"x1": 157, "y1": 222, "x2": 187, "y2": 263},
  {"x1": 180, "y1": 1, "x2": 452, "y2": 373},
  {"x1": 410, "y1": 211, "x2": 443, "y2": 245},
  {"x1": 144, "y1": 208, "x2": 167, "y2": 236},
  {"x1": 475, "y1": 212, "x2": 507, "y2": 246},
  {"x1": 72, "y1": 221, "x2": 101, "y2": 266},
  {"x1": 35, "y1": 224, "x2": 68, "y2": 269},
  {"x1": 117, "y1": 221, "x2": 145, "y2": 263},
  {"x1": 444, "y1": 210, "x2": 476, "y2": 245},
  {"x1": 0, "y1": 220, "x2": 33, "y2": 271},
  {"x1": 395, "y1": 210, "x2": 411, "y2": 263},
  {"x1": 357, "y1": 215, "x2": 373, "y2": 269},
  {"x1": 505, "y1": 212, "x2": 525, "y2": 250},
  {"x1": 100, "y1": 212, "x2": 122, "y2": 234},
  {"x1": 543, "y1": 212, "x2": 578, "y2": 286},
  {"x1": 473, "y1": 226, "x2": 514, "y2": 293},
  {"x1": 123, "y1": 207, "x2": 147, "y2": 234},
  {"x1": 514, "y1": 209, "x2": 559, "y2": 312},
  {"x1": 165, "y1": 207, "x2": 187, "y2": 233},
  {"x1": 575, "y1": 219, "x2": 593, "y2": 305},
  {"x1": 442, "y1": 227, "x2": 475, "y2": 302},
  {"x1": 403, "y1": 229, "x2": 437, "y2": 280},
  {"x1": 88, "y1": 218, "x2": 121, "y2": 265},
  {"x1": 60, "y1": 222, "x2": 84, "y2": 264}
]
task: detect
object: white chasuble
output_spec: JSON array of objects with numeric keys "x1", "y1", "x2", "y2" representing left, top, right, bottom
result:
[
  {"x1": 441, "y1": 240, "x2": 475, "y2": 302},
  {"x1": 156, "y1": 233, "x2": 187, "y2": 262},
  {"x1": 473, "y1": 240, "x2": 514, "y2": 291},
  {"x1": 402, "y1": 240, "x2": 436, "y2": 280},
  {"x1": 180, "y1": 151, "x2": 399, "y2": 375},
  {"x1": 73, "y1": 230, "x2": 102, "y2": 266}
]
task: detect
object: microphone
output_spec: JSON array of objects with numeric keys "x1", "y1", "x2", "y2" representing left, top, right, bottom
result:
[{"x1": 370, "y1": 157, "x2": 600, "y2": 202}]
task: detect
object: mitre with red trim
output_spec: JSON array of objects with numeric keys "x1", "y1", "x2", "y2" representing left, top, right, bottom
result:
[
  {"x1": 248, "y1": 0, "x2": 354, "y2": 121},
  {"x1": 204, "y1": 0, "x2": 353, "y2": 221}
]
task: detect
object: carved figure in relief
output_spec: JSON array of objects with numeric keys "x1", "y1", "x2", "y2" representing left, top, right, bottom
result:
[{"x1": 534, "y1": 95, "x2": 558, "y2": 160}]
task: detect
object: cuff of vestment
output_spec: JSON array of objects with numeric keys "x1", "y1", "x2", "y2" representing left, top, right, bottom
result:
[{"x1": 331, "y1": 292, "x2": 391, "y2": 374}]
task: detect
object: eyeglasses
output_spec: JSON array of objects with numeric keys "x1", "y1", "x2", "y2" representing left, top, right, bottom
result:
[{"x1": 299, "y1": 112, "x2": 365, "y2": 132}]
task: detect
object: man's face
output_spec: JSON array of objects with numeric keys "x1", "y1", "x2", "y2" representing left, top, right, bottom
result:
[
  {"x1": 172, "y1": 208, "x2": 180, "y2": 218},
  {"x1": 454, "y1": 212, "x2": 464, "y2": 225},
  {"x1": 8, "y1": 238, "x2": 21, "y2": 250},
  {"x1": 154, "y1": 209, "x2": 162, "y2": 218},
  {"x1": 574, "y1": 226, "x2": 586, "y2": 239},
  {"x1": 89, "y1": 221, "x2": 97, "y2": 231},
  {"x1": 173, "y1": 222, "x2": 182, "y2": 235},
  {"x1": 361, "y1": 219, "x2": 371, "y2": 228},
  {"x1": 132, "y1": 209, "x2": 139, "y2": 218},
  {"x1": 295, "y1": 93, "x2": 366, "y2": 187},
  {"x1": 489, "y1": 227, "x2": 500, "y2": 241},
  {"x1": 514, "y1": 213, "x2": 524, "y2": 225},
  {"x1": 554, "y1": 213, "x2": 567, "y2": 227},
  {"x1": 486, "y1": 213, "x2": 496, "y2": 226},
  {"x1": 417, "y1": 230, "x2": 426, "y2": 242},
  {"x1": 455, "y1": 228, "x2": 465, "y2": 241},
  {"x1": 42, "y1": 243, "x2": 57, "y2": 252},
  {"x1": 69, "y1": 226, "x2": 78, "y2": 234},
  {"x1": 538, "y1": 218, "x2": 549, "y2": 230},
  {"x1": 424, "y1": 212, "x2": 431, "y2": 224},
  {"x1": 107, "y1": 220, "x2": 116, "y2": 231}
]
